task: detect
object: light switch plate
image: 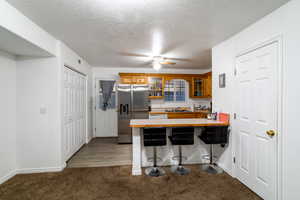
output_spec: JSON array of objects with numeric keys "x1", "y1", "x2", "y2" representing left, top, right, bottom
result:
[{"x1": 40, "y1": 106, "x2": 47, "y2": 114}]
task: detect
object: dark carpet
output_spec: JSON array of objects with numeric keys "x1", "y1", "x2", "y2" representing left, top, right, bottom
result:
[{"x1": 0, "y1": 165, "x2": 262, "y2": 200}]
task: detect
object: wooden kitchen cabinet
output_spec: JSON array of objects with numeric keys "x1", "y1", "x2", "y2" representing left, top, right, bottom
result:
[
  {"x1": 119, "y1": 72, "x2": 212, "y2": 98},
  {"x1": 203, "y1": 72, "x2": 212, "y2": 97},
  {"x1": 133, "y1": 76, "x2": 148, "y2": 84},
  {"x1": 167, "y1": 112, "x2": 208, "y2": 119},
  {"x1": 120, "y1": 76, "x2": 133, "y2": 84},
  {"x1": 190, "y1": 77, "x2": 205, "y2": 98},
  {"x1": 148, "y1": 76, "x2": 164, "y2": 99},
  {"x1": 119, "y1": 73, "x2": 147, "y2": 84},
  {"x1": 189, "y1": 72, "x2": 212, "y2": 98}
]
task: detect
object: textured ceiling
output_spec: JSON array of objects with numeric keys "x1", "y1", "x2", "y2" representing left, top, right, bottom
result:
[{"x1": 7, "y1": 0, "x2": 289, "y2": 69}]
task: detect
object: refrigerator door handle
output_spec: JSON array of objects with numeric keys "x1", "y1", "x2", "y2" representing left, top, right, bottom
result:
[
  {"x1": 126, "y1": 104, "x2": 129, "y2": 115},
  {"x1": 120, "y1": 104, "x2": 123, "y2": 114}
]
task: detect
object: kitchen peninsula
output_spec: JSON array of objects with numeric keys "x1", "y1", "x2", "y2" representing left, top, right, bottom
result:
[{"x1": 130, "y1": 118, "x2": 229, "y2": 175}]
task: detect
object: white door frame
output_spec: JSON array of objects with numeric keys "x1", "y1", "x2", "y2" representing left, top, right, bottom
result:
[
  {"x1": 93, "y1": 77, "x2": 118, "y2": 138},
  {"x1": 232, "y1": 35, "x2": 284, "y2": 200},
  {"x1": 61, "y1": 64, "x2": 88, "y2": 161}
]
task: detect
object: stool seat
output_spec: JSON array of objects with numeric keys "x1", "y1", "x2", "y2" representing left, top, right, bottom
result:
[
  {"x1": 143, "y1": 128, "x2": 167, "y2": 177},
  {"x1": 199, "y1": 126, "x2": 229, "y2": 174},
  {"x1": 199, "y1": 126, "x2": 228, "y2": 144},
  {"x1": 169, "y1": 127, "x2": 194, "y2": 175},
  {"x1": 144, "y1": 128, "x2": 166, "y2": 146}
]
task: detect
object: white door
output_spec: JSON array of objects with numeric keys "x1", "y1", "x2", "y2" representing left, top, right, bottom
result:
[
  {"x1": 63, "y1": 66, "x2": 86, "y2": 161},
  {"x1": 95, "y1": 79, "x2": 117, "y2": 137},
  {"x1": 236, "y1": 42, "x2": 278, "y2": 200}
]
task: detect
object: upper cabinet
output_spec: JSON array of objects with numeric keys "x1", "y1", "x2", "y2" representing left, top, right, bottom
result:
[
  {"x1": 119, "y1": 73, "x2": 148, "y2": 84},
  {"x1": 204, "y1": 72, "x2": 212, "y2": 97},
  {"x1": 189, "y1": 72, "x2": 212, "y2": 98},
  {"x1": 119, "y1": 72, "x2": 212, "y2": 99},
  {"x1": 190, "y1": 77, "x2": 204, "y2": 98},
  {"x1": 148, "y1": 76, "x2": 164, "y2": 99}
]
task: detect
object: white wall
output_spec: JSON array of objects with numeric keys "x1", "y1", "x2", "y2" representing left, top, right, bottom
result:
[
  {"x1": 0, "y1": 0, "x2": 57, "y2": 56},
  {"x1": 16, "y1": 56, "x2": 62, "y2": 172},
  {"x1": 15, "y1": 43, "x2": 93, "y2": 173},
  {"x1": 212, "y1": 0, "x2": 300, "y2": 199},
  {"x1": 0, "y1": 51, "x2": 17, "y2": 184},
  {"x1": 0, "y1": 0, "x2": 93, "y2": 182}
]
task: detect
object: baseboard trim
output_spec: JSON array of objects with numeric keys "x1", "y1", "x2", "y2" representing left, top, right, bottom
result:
[
  {"x1": 17, "y1": 163, "x2": 66, "y2": 174},
  {"x1": 132, "y1": 168, "x2": 142, "y2": 176},
  {"x1": 0, "y1": 170, "x2": 17, "y2": 185},
  {"x1": 218, "y1": 162, "x2": 232, "y2": 176}
]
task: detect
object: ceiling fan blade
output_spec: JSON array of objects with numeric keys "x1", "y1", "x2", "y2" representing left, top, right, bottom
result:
[
  {"x1": 141, "y1": 61, "x2": 153, "y2": 66},
  {"x1": 160, "y1": 61, "x2": 176, "y2": 65},
  {"x1": 165, "y1": 57, "x2": 193, "y2": 62},
  {"x1": 117, "y1": 52, "x2": 150, "y2": 58}
]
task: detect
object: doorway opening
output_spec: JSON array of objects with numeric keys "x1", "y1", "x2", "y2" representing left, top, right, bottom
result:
[{"x1": 67, "y1": 78, "x2": 132, "y2": 168}]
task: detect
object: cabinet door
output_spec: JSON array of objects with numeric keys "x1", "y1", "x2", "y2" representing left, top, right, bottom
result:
[
  {"x1": 190, "y1": 77, "x2": 204, "y2": 98},
  {"x1": 204, "y1": 72, "x2": 212, "y2": 97},
  {"x1": 135, "y1": 76, "x2": 148, "y2": 84},
  {"x1": 196, "y1": 113, "x2": 208, "y2": 118},
  {"x1": 120, "y1": 76, "x2": 133, "y2": 84},
  {"x1": 168, "y1": 113, "x2": 197, "y2": 119},
  {"x1": 148, "y1": 76, "x2": 164, "y2": 98}
]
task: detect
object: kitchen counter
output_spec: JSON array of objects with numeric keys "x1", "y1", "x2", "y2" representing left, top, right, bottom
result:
[
  {"x1": 130, "y1": 118, "x2": 229, "y2": 175},
  {"x1": 130, "y1": 118, "x2": 228, "y2": 128}
]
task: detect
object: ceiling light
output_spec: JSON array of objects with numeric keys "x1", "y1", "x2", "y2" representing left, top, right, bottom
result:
[{"x1": 153, "y1": 61, "x2": 162, "y2": 71}]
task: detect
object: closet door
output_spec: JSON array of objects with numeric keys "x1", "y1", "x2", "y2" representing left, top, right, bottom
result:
[
  {"x1": 235, "y1": 42, "x2": 278, "y2": 200},
  {"x1": 63, "y1": 66, "x2": 86, "y2": 161}
]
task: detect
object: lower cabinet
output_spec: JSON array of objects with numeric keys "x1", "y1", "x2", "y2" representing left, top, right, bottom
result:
[
  {"x1": 149, "y1": 114, "x2": 168, "y2": 119},
  {"x1": 167, "y1": 112, "x2": 207, "y2": 119}
]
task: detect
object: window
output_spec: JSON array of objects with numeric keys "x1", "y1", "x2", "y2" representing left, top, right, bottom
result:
[{"x1": 164, "y1": 79, "x2": 186, "y2": 102}]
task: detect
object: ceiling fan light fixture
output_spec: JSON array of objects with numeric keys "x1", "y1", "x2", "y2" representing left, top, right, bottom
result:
[{"x1": 153, "y1": 61, "x2": 162, "y2": 71}]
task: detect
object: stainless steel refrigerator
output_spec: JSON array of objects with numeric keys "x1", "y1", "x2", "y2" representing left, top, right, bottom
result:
[{"x1": 117, "y1": 84, "x2": 149, "y2": 144}]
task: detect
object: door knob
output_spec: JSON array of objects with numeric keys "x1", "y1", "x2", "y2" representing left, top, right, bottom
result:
[{"x1": 266, "y1": 130, "x2": 276, "y2": 137}]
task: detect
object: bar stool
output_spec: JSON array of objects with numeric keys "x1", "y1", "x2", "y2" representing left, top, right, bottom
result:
[
  {"x1": 169, "y1": 127, "x2": 194, "y2": 175},
  {"x1": 199, "y1": 126, "x2": 229, "y2": 174},
  {"x1": 143, "y1": 127, "x2": 167, "y2": 177}
]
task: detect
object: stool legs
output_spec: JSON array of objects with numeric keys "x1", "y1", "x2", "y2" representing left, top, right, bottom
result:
[
  {"x1": 171, "y1": 146, "x2": 191, "y2": 175},
  {"x1": 145, "y1": 146, "x2": 165, "y2": 177},
  {"x1": 201, "y1": 144, "x2": 223, "y2": 174}
]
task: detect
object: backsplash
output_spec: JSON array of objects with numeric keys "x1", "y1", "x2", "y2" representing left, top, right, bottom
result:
[{"x1": 150, "y1": 98, "x2": 211, "y2": 110}]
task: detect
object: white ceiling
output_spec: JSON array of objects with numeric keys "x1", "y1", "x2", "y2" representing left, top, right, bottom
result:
[{"x1": 6, "y1": 0, "x2": 289, "y2": 69}]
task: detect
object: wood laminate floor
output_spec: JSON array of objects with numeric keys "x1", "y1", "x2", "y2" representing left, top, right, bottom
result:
[{"x1": 67, "y1": 137, "x2": 132, "y2": 168}]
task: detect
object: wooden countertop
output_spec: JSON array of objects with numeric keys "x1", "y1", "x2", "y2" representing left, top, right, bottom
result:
[
  {"x1": 149, "y1": 110, "x2": 210, "y2": 115},
  {"x1": 130, "y1": 118, "x2": 229, "y2": 128}
]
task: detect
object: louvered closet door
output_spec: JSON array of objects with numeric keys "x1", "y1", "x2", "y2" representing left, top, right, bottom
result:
[{"x1": 63, "y1": 66, "x2": 86, "y2": 161}]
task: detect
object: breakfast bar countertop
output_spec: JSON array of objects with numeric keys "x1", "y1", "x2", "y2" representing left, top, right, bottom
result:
[{"x1": 130, "y1": 118, "x2": 229, "y2": 128}]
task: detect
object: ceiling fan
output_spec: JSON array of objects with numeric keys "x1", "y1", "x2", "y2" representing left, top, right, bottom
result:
[
  {"x1": 152, "y1": 56, "x2": 176, "y2": 70},
  {"x1": 119, "y1": 52, "x2": 192, "y2": 70}
]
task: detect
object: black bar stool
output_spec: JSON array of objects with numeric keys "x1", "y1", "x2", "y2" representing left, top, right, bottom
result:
[
  {"x1": 143, "y1": 127, "x2": 167, "y2": 177},
  {"x1": 169, "y1": 127, "x2": 194, "y2": 175},
  {"x1": 199, "y1": 126, "x2": 229, "y2": 174}
]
